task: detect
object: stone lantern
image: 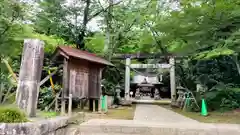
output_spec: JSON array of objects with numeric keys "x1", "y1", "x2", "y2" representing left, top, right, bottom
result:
[{"x1": 115, "y1": 84, "x2": 121, "y2": 99}]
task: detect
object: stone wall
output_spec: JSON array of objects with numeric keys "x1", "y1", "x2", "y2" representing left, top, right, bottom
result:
[
  {"x1": 0, "y1": 116, "x2": 70, "y2": 135},
  {"x1": 78, "y1": 119, "x2": 240, "y2": 135}
]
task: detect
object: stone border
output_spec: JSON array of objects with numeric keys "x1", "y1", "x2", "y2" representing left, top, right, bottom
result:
[
  {"x1": 0, "y1": 116, "x2": 70, "y2": 135},
  {"x1": 79, "y1": 119, "x2": 240, "y2": 135}
]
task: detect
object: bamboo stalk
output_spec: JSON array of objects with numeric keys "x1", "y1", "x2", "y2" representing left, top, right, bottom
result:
[{"x1": 2, "y1": 59, "x2": 18, "y2": 83}]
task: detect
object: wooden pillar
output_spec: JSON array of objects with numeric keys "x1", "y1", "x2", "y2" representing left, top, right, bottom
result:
[
  {"x1": 61, "y1": 58, "x2": 68, "y2": 115},
  {"x1": 98, "y1": 68, "x2": 103, "y2": 112},
  {"x1": 169, "y1": 57, "x2": 176, "y2": 101},
  {"x1": 80, "y1": 99, "x2": 85, "y2": 110},
  {"x1": 55, "y1": 94, "x2": 59, "y2": 112},
  {"x1": 125, "y1": 57, "x2": 131, "y2": 100},
  {"x1": 93, "y1": 99, "x2": 96, "y2": 112},
  {"x1": 95, "y1": 99, "x2": 99, "y2": 112},
  {"x1": 16, "y1": 39, "x2": 44, "y2": 117},
  {"x1": 68, "y1": 94, "x2": 72, "y2": 116},
  {"x1": 89, "y1": 98, "x2": 93, "y2": 111}
]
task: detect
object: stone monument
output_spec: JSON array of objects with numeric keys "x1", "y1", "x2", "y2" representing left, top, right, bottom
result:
[{"x1": 16, "y1": 39, "x2": 44, "y2": 117}]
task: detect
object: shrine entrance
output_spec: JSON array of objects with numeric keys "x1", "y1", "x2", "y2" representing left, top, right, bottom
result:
[{"x1": 114, "y1": 53, "x2": 178, "y2": 102}]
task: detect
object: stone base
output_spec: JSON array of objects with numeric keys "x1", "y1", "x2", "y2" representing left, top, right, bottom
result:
[
  {"x1": 0, "y1": 116, "x2": 71, "y2": 135},
  {"x1": 119, "y1": 99, "x2": 132, "y2": 106}
]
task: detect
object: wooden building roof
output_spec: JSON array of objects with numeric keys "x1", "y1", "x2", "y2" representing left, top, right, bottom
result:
[{"x1": 53, "y1": 46, "x2": 113, "y2": 66}]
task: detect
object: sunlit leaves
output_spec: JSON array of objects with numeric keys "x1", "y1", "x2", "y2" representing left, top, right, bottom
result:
[{"x1": 85, "y1": 33, "x2": 105, "y2": 54}]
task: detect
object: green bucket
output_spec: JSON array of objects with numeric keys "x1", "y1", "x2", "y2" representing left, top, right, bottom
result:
[{"x1": 101, "y1": 95, "x2": 108, "y2": 112}]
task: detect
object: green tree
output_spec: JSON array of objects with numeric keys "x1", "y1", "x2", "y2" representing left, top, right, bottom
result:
[{"x1": 0, "y1": 0, "x2": 27, "y2": 57}]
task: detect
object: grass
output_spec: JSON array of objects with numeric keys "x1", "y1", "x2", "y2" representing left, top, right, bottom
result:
[
  {"x1": 37, "y1": 110, "x2": 59, "y2": 118},
  {"x1": 71, "y1": 105, "x2": 136, "y2": 124},
  {"x1": 163, "y1": 105, "x2": 240, "y2": 124},
  {"x1": 83, "y1": 105, "x2": 136, "y2": 121},
  {"x1": 28, "y1": 110, "x2": 60, "y2": 122},
  {"x1": 39, "y1": 111, "x2": 59, "y2": 118},
  {"x1": 103, "y1": 105, "x2": 136, "y2": 120}
]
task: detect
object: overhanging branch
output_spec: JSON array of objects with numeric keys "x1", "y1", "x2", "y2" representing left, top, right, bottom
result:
[{"x1": 87, "y1": 1, "x2": 122, "y2": 22}]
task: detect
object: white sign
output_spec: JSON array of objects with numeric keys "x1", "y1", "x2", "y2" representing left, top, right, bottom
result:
[{"x1": 130, "y1": 64, "x2": 171, "y2": 69}]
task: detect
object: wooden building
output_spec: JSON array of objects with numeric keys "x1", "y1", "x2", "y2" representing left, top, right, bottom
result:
[{"x1": 52, "y1": 46, "x2": 113, "y2": 113}]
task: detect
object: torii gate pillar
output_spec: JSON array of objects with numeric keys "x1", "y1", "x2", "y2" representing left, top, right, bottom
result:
[
  {"x1": 125, "y1": 57, "x2": 131, "y2": 100},
  {"x1": 169, "y1": 57, "x2": 176, "y2": 101}
]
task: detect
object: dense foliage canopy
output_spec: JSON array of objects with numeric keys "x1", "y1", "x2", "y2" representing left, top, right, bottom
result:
[{"x1": 1, "y1": 0, "x2": 240, "y2": 111}]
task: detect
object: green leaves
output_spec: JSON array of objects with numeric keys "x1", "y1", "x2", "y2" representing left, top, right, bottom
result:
[
  {"x1": 85, "y1": 33, "x2": 105, "y2": 54},
  {"x1": 0, "y1": 0, "x2": 26, "y2": 57}
]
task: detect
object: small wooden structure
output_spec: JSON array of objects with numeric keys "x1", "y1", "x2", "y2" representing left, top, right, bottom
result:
[{"x1": 52, "y1": 46, "x2": 113, "y2": 114}]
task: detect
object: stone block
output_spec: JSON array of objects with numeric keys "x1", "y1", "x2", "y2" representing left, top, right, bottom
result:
[
  {"x1": 150, "y1": 126, "x2": 178, "y2": 135},
  {"x1": 78, "y1": 119, "x2": 240, "y2": 135},
  {"x1": 215, "y1": 124, "x2": 240, "y2": 135},
  {"x1": 0, "y1": 116, "x2": 70, "y2": 135}
]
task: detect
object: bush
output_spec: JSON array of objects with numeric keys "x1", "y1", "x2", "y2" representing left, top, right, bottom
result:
[
  {"x1": 38, "y1": 85, "x2": 61, "y2": 110},
  {"x1": 0, "y1": 106, "x2": 28, "y2": 123},
  {"x1": 38, "y1": 87, "x2": 54, "y2": 110},
  {"x1": 205, "y1": 87, "x2": 240, "y2": 111}
]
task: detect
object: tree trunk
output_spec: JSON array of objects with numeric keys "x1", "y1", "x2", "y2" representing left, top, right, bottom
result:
[
  {"x1": 16, "y1": 39, "x2": 44, "y2": 117},
  {"x1": 104, "y1": 0, "x2": 113, "y2": 59},
  {"x1": 76, "y1": 0, "x2": 90, "y2": 49}
]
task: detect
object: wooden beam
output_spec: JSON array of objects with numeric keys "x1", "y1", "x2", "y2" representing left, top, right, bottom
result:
[
  {"x1": 61, "y1": 58, "x2": 68, "y2": 115},
  {"x1": 130, "y1": 64, "x2": 171, "y2": 69},
  {"x1": 39, "y1": 65, "x2": 63, "y2": 87},
  {"x1": 113, "y1": 53, "x2": 186, "y2": 59}
]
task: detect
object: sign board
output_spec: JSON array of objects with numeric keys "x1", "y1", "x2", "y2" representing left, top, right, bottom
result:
[
  {"x1": 130, "y1": 64, "x2": 171, "y2": 69},
  {"x1": 132, "y1": 75, "x2": 160, "y2": 84}
]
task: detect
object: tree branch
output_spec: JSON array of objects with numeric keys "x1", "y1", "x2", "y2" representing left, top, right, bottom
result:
[
  {"x1": 145, "y1": 22, "x2": 168, "y2": 55},
  {"x1": 0, "y1": 11, "x2": 19, "y2": 37},
  {"x1": 87, "y1": 1, "x2": 122, "y2": 23},
  {"x1": 82, "y1": 0, "x2": 91, "y2": 32}
]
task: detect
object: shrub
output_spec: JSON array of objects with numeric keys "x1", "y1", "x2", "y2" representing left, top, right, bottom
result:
[
  {"x1": 205, "y1": 87, "x2": 240, "y2": 111},
  {"x1": 0, "y1": 106, "x2": 28, "y2": 123},
  {"x1": 38, "y1": 87, "x2": 54, "y2": 110},
  {"x1": 38, "y1": 85, "x2": 62, "y2": 110}
]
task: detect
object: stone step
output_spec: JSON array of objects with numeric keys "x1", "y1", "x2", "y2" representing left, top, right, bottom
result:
[
  {"x1": 131, "y1": 99, "x2": 171, "y2": 105},
  {"x1": 68, "y1": 119, "x2": 240, "y2": 135}
]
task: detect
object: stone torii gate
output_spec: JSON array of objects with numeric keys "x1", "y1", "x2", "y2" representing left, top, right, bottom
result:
[{"x1": 114, "y1": 53, "x2": 179, "y2": 102}]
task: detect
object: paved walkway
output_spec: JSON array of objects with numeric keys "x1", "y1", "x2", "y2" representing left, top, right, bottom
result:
[{"x1": 134, "y1": 104, "x2": 199, "y2": 123}]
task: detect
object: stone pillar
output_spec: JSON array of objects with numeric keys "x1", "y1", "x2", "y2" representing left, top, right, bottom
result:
[
  {"x1": 125, "y1": 57, "x2": 131, "y2": 100},
  {"x1": 169, "y1": 57, "x2": 176, "y2": 102},
  {"x1": 16, "y1": 39, "x2": 44, "y2": 117}
]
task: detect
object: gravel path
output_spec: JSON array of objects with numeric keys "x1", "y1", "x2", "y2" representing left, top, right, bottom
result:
[{"x1": 134, "y1": 104, "x2": 199, "y2": 123}]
